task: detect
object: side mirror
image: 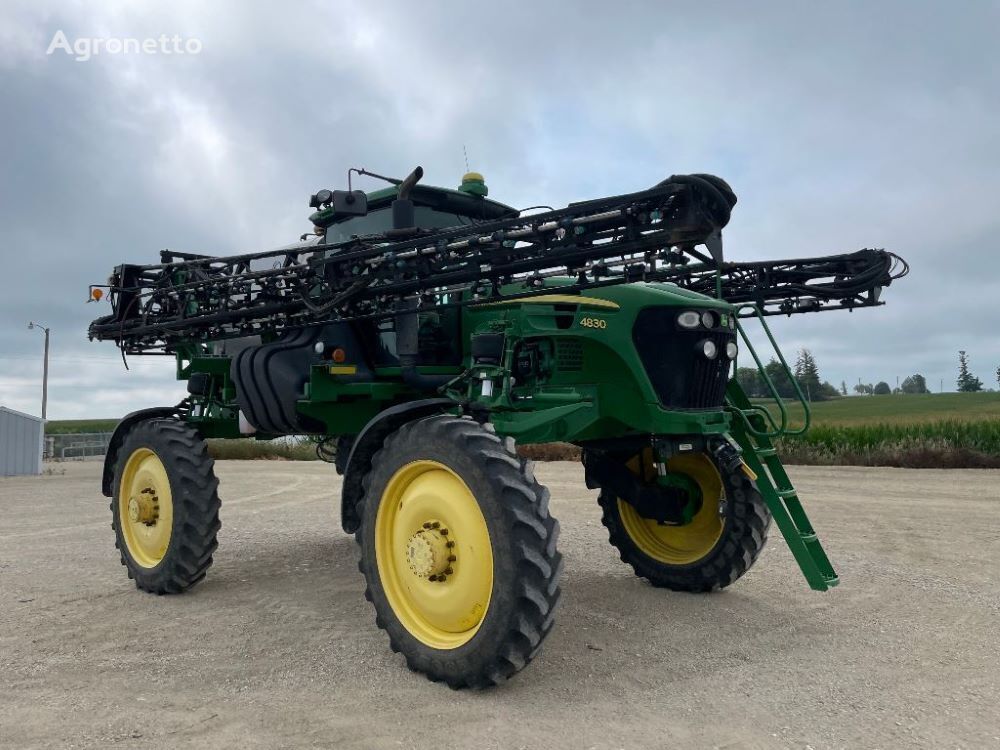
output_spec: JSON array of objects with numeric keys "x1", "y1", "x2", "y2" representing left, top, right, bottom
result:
[
  {"x1": 331, "y1": 190, "x2": 367, "y2": 216},
  {"x1": 309, "y1": 189, "x2": 368, "y2": 217}
]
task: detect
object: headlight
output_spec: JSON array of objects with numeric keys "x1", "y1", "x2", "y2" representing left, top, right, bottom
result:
[
  {"x1": 701, "y1": 311, "x2": 716, "y2": 329},
  {"x1": 726, "y1": 342, "x2": 738, "y2": 359},
  {"x1": 677, "y1": 311, "x2": 700, "y2": 329},
  {"x1": 699, "y1": 340, "x2": 718, "y2": 359}
]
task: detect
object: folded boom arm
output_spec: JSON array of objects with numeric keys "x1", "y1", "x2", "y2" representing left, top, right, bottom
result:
[{"x1": 88, "y1": 174, "x2": 906, "y2": 355}]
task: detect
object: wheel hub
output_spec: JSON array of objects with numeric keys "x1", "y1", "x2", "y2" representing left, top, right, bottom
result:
[
  {"x1": 375, "y1": 459, "x2": 494, "y2": 649},
  {"x1": 618, "y1": 452, "x2": 725, "y2": 565},
  {"x1": 127, "y1": 488, "x2": 159, "y2": 525},
  {"x1": 405, "y1": 522, "x2": 456, "y2": 581}
]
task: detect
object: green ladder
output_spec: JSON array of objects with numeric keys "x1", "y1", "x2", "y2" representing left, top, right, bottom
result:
[
  {"x1": 727, "y1": 381, "x2": 839, "y2": 591},
  {"x1": 723, "y1": 304, "x2": 839, "y2": 592}
]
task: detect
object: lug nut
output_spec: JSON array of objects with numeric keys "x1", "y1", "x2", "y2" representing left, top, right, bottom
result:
[
  {"x1": 444, "y1": 567, "x2": 454, "y2": 576},
  {"x1": 447, "y1": 555, "x2": 456, "y2": 562}
]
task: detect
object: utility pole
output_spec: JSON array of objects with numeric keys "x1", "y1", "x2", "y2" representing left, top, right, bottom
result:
[{"x1": 28, "y1": 322, "x2": 50, "y2": 420}]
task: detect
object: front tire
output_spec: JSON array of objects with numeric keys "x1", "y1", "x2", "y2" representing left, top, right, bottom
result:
[
  {"x1": 356, "y1": 416, "x2": 562, "y2": 688},
  {"x1": 598, "y1": 450, "x2": 770, "y2": 592},
  {"x1": 111, "y1": 418, "x2": 221, "y2": 594}
]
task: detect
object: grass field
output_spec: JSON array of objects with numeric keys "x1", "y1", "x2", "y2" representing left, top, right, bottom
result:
[
  {"x1": 45, "y1": 393, "x2": 1000, "y2": 467},
  {"x1": 45, "y1": 419, "x2": 118, "y2": 434},
  {"x1": 758, "y1": 392, "x2": 1000, "y2": 427},
  {"x1": 753, "y1": 393, "x2": 1000, "y2": 468}
]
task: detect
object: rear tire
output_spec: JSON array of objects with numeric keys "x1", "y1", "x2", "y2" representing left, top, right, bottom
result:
[
  {"x1": 111, "y1": 418, "x2": 221, "y2": 594},
  {"x1": 598, "y1": 450, "x2": 770, "y2": 592},
  {"x1": 356, "y1": 416, "x2": 562, "y2": 688}
]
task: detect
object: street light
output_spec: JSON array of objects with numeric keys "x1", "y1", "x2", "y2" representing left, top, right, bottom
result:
[{"x1": 27, "y1": 321, "x2": 50, "y2": 420}]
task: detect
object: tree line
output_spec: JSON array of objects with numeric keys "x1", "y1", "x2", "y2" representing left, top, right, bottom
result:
[
  {"x1": 736, "y1": 349, "x2": 1000, "y2": 399},
  {"x1": 735, "y1": 349, "x2": 844, "y2": 401},
  {"x1": 956, "y1": 350, "x2": 1000, "y2": 393}
]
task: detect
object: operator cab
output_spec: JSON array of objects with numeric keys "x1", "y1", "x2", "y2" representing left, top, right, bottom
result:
[
  {"x1": 307, "y1": 170, "x2": 520, "y2": 368},
  {"x1": 308, "y1": 171, "x2": 519, "y2": 246}
]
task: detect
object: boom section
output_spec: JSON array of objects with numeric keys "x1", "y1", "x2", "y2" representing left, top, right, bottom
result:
[{"x1": 88, "y1": 175, "x2": 905, "y2": 355}]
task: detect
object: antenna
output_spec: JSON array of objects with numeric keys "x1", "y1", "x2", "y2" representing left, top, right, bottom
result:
[{"x1": 463, "y1": 144, "x2": 470, "y2": 173}]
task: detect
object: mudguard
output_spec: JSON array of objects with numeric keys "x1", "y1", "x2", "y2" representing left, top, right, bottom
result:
[
  {"x1": 100, "y1": 407, "x2": 179, "y2": 496},
  {"x1": 340, "y1": 398, "x2": 457, "y2": 533}
]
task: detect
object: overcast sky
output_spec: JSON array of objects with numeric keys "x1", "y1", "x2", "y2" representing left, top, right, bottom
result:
[{"x1": 1, "y1": 1, "x2": 998, "y2": 419}]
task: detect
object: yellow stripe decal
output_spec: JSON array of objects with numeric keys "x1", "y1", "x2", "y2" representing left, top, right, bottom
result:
[
  {"x1": 474, "y1": 294, "x2": 620, "y2": 310},
  {"x1": 329, "y1": 365, "x2": 358, "y2": 375}
]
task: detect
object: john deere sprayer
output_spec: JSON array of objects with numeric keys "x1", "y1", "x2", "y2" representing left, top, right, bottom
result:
[{"x1": 88, "y1": 166, "x2": 906, "y2": 687}]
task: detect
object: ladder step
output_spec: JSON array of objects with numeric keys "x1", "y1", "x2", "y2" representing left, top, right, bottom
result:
[{"x1": 729, "y1": 398, "x2": 839, "y2": 591}]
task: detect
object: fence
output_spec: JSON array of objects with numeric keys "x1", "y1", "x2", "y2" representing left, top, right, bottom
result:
[{"x1": 48, "y1": 432, "x2": 113, "y2": 460}]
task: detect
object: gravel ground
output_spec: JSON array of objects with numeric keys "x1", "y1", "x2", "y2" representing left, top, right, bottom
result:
[{"x1": 1, "y1": 460, "x2": 998, "y2": 750}]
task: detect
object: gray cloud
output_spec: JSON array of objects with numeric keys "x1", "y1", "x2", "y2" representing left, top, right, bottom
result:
[{"x1": 1, "y1": 1, "x2": 998, "y2": 417}]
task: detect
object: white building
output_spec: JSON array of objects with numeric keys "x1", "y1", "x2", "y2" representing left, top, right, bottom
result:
[{"x1": 0, "y1": 406, "x2": 44, "y2": 476}]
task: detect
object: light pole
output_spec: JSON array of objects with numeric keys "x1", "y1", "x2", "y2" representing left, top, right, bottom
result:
[{"x1": 28, "y1": 322, "x2": 50, "y2": 420}]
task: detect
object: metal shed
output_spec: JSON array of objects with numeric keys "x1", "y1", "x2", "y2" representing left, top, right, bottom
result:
[{"x1": 0, "y1": 406, "x2": 44, "y2": 476}]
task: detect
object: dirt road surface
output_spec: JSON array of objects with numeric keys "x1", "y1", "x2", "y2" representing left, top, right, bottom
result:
[{"x1": 2, "y1": 461, "x2": 998, "y2": 749}]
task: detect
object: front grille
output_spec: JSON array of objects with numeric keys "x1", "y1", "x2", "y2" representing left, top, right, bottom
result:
[
  {"x1": 555, "y1": 339, "x2": 584, "y2": 371},
  {"x1": 632, "y1": 308, "x2": 734, "y2": 410}
]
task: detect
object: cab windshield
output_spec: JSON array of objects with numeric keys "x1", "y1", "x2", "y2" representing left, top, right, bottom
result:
[{"x1": 325, "y1": 207, "x2": 476, "y2": 245}]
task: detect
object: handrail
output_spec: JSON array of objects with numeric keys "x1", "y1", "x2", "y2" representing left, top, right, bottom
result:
[{"x1": 728, "y1": 303, "x2": 811, "y2": 438}]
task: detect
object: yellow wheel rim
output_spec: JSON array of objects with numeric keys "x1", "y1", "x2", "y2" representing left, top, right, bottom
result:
[
  {"x1": 618, "y1": 452, "x2": 724, "y2": 565},
  {"x1": 118, "y1": 448, "x2": 173, "y2": 568},
  {"x1": 374, "y1": 460, "x2": 493, "y2": 650}
]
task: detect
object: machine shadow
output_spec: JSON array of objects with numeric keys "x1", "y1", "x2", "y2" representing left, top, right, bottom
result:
[{"x1": 191, "y1": 526, "x2": 823, "y2": 692}]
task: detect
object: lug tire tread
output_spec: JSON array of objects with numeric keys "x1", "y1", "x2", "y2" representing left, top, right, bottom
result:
[
  {"x1": 110, "y1": 418, "x2": 222, "y2": 594},
  {"x1": 355, "y1": 416, "x2": 562, "y2": 688},
  {"x1": 598, "y1": 461, "x2": 770, "y2": 592}
]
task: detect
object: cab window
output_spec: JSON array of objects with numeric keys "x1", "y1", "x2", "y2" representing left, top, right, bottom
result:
[{"x1": 325, "y1": 207, "x2": 476, "y2": 245}]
